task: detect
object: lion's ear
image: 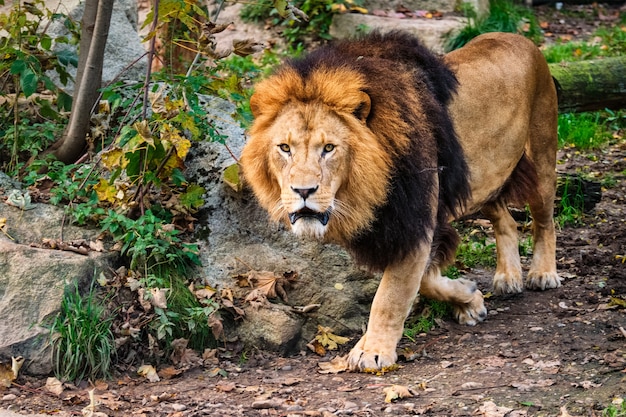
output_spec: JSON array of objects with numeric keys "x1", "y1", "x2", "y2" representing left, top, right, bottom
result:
[{"x1": 353, "y1": 91, "x2": 371, "y2": 122}]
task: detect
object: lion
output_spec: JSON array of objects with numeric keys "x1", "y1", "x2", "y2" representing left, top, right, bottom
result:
[{"x1": 239, "y1": 31, "x2": 561, "y2": 371}]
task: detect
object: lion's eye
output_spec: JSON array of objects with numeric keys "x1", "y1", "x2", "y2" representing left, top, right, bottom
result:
[
  {"x1": 278, "y1": 144, "x2": 291, "y2": 153},
  {"x1": 323, "y1": 144, "x2": 335, "y2": 153}
]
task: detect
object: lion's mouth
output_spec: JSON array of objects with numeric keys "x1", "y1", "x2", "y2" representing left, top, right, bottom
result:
[{"x1": 288, "y1": 207, "x2": 331, "y2": 226}]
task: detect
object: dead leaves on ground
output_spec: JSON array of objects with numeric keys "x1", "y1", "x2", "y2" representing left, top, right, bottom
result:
[
  {"x1": 307, "y1": 325, "x2": 350, "y2": 356},
  {"x1": 233, "y1": 269, "x2": 298, "y2": 302}
]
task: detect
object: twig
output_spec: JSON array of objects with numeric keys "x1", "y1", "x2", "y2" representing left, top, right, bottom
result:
[{"x1": 619, "y1": 326, "x2": 626, "y2": 338}]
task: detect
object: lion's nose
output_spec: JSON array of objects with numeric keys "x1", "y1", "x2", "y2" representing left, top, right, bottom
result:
[{"x1": 291, "y1": 186, "x2": 318, "y2": 200}]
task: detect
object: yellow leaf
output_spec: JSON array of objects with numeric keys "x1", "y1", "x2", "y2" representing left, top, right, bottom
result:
[
  {"x1": 609, "y1": 297, "x2": 626, "y2": 308},
  {"x1": 223, "y1": 163, "x2": 242, "y2": 192},
  {"x1": 314, "y1": 325, "x2": 349, "y2": 350},
  {"x1": 273, "y1": 0, "x2": 288, "y2": 17},
  {"x1": 94, "y1": 178, "x2": 118, "y2": 203},
  {"x1": 349, "y1": 6, "x2": 368, "y2": 14},
  {"x1": 101, "y1": 148, "x2": 124, "y2": 170},
  {"x1": 137, "y1": 364, "x2": 160, "y2": 382}
]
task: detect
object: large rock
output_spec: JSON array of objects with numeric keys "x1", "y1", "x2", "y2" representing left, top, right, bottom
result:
[
  {"x1": 330, "y1": 13, "x2": 466, "y2": 53},
  {"x1": 46, "y1": 0, "x2": 147, "y2": 93},
  {"x1": 0, "y1": 191, "x2": 118, "y2": 375},
  {"x1": 186, "y1": 98, "x2": 380, "y2": 352}
]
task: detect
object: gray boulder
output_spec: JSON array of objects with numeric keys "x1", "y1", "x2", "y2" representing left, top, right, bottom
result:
[
  {"x1": 0, "y1": 197, "x2": 118, "y2": 375},
  {"x1": 330, "y1": 13, "x2": 466, "y2": 54},
  {"x1": 186, "y1": 98, "x2": 379, "y2": 353}
]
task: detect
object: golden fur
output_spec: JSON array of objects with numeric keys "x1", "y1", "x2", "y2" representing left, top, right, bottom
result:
[{"x1": 240, "y1": 31, "x2": 560, "y2": 371}]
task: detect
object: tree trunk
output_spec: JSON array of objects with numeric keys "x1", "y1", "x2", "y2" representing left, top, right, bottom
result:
[
  {"x1": 53, "y1": 0, "x2": 113, "y2": 164},
  {"x1": 549, "y1": 56, "x2": 626, "y2": 113}
]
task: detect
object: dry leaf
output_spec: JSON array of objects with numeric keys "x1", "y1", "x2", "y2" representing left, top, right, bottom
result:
[
  {"x1": 158, "y1": 366, "x2": 183, "y2": 380},
  {"x1": 150, "y1": 392, "x2": 174, "y2": 402},
  {"x1": 476, "y1": 401, "x2": 513, "y2": 417},
  {"x1": 383, "y1": 384, "x2": 414, "y2": 403},
  {"x1": 202, "y1": 349, "x2": 219, "y2": 366},
  {"x1": 137, "y1": 364, "x2": 160, "y2": 382},
  {"x1": 244, "y1": 288, "x2": 270, "y2": 309},
  {"x1": 195, "y1": 287, "x2": 216, "y2": 301},
  {"x1": 314, "y1": 325, "x2": 350, "y2": 350},
  {"x1": 45, "y1": 377, "x2": 64, "y2": 395},
  {"x1": 318, "y1": 355, "x2": 349, "y2": 374},
  {"x1": 149, "y1": 288, "x2": 168, "y2": 309},
  {"x1": 307, "y1": 339, "x2": 327, "y2": 356},
  {"x1": 232, "y1": 39, "x2": 264, "y2": 57},
  {"x1": 208, "y1": 312, "x2": 224, "y2": 340},
  {"x1": 216, "y1": 382, "x2": 237, "y2": 392}
]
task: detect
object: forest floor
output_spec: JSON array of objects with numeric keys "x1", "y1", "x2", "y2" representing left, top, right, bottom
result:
[{"x1": 1, "y1": 2, "x2": 626, "y2": 417}]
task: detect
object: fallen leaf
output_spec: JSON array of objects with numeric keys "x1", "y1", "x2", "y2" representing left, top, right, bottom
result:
[
  {"x1": 149, "y1": 392, "x2": 174, "y2": 402},
  {"x1": 314, "y1": 326, "x2": 350, "y2": 350},
  {"x1": 307, "y1": 339, "x2": 327, "y2": 356},
  {"x1": 383, "y1": 384, "x2": 414, "y2": 403},
  {"x1": 248, "y1": 270, "x2": 297, "y2": 301},
  {"x1": 46, "y1": 377, "x2": 65, "y2": 395},
  {"x1": 137, "y1": 364, "x2": 160, "y2": 382},
  {"x1": 158, "y1": 366, "x2": 183, "y2": 380},
  {"x1": 572, "y1": 380, "x2": 601, "y2": 389},
  {"x1": 476, "y1": 400, "x2": 512, "y2": 416},
  {"x1": 216, "y1": 382, "x2": 237, "y2": 392},
  {"x1": 559, "y1": 406, "x2": 583, "y2": 417},
  {"x1": 223, "y1": 163, "x2": 242, "y2": 192},
  {"x1": 149, "y1": 288, "x2": 168, "y2": 309},
  {"x1": 512, "y1": 379, "x2": 555, "y2": 391},
  {"x1": 318, "y1": 356, "x2": 349, "y2": 374},
  {"x1": 244, "y1": 288, "x2": 269, "y2": 309}
]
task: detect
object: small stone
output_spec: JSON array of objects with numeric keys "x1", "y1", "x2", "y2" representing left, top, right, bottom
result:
[
  {"x1": 2, "y1": 394, "x2": 17, "y2": 401},
  {"x1": 169, "y1": 403, "x2": 187, "y2": 411}
]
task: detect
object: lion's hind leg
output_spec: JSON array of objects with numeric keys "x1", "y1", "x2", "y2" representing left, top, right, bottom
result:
[
  {"x1": 481, "y1": 202, "x2": 524, "y2": 295},
  {"x1": 525, "y1": 170, "x2": 561, "y2": 290},
  {"x1": 419, "y1": 267, "x2": 487, "y2": 325}
]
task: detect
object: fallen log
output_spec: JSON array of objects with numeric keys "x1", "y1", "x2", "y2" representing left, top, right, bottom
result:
[{"x1": 549, "y1": 56, "x2": 626, "y2": 113}]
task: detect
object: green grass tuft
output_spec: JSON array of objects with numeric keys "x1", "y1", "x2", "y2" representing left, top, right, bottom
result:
[{"x1": 50, "y1": 280, "x2": 115, "y2": 382}]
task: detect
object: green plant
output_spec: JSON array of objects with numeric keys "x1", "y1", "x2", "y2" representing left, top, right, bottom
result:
[
  {"x1": 445, "y1": 0, "x2": 542, "y2": 52},
  {"x1": 555, "y1": 175, "x2": 586, "y2": 228},
  {"x1": 101, "y1": 210, "x2": 200, "y2": 273},
  {"x1": 558, "y1": 112, "x2": 613, "y2": 150},
  {"x1": 455, "y1": 227, "x2": 497, "y2": 269},
  {"x1": 603, "y1": 400, "x2": 626, "y2": 417},
  {"x1": 0, "y1": 0, "x2": 77, "y2": 173},
  {"x1": 543, "y1": 23, "x2": 626, "y2": 63},
  {"x1": 404, "y1": 299, "x2": 451, "y2": 339},
  {"x1": 50, "y1": 280, "x2": 115, "y2": 382}
]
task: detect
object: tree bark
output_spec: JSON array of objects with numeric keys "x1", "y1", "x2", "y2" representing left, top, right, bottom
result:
[
  {"x1": 549, "y1": 56, "x2": 626, "y2": 113},
  {"x1": 53, "y1": 0, "x2": 113, "y2": 164}
]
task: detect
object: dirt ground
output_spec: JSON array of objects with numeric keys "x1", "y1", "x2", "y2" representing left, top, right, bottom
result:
[{"x1": 2, "y1": 3, "x2": 626, "y2": 417}]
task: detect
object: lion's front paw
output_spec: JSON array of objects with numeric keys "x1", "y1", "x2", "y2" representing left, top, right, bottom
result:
[
  {"x1": 526, "y1": 271, "x2": 562, "y2": 291},
  {"x1": 347, "y1": 335, "x2": 398, "y2": 372},
  {"x1": 493, "y1": 271, "x2": 523, "y2": 295},
  {"x1": 453, "y1": 282, "x2": 487, "y2": 326}
]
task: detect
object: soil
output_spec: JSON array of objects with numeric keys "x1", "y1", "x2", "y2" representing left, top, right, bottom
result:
[{"x1": 2, "y1": 3, "x2": 626, "y2": 417}]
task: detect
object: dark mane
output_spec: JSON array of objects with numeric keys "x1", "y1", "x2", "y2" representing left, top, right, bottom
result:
[{"x1": 286, "y1": 31, "x2": 471, "y2": 271}]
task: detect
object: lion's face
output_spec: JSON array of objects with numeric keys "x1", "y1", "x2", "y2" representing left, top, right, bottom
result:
[
  {"x1": 265, "y1": 103, "x2": 350, "y2": 238},
  {"x1": 240, "y1": 67, "x2": 393, "y2": 243}
]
